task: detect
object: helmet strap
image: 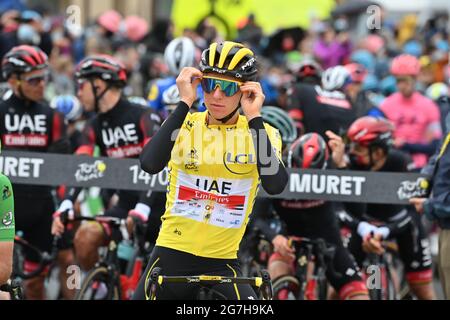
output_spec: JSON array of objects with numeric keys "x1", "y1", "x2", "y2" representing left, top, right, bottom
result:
[
  {"x1": 16, "y1": 78, "x2": 32, "y2": 106},
  {"x1": 89, "y1": 79, "x2": 112, "y2": 113},
  {"x1": 368, "y1": 145, "x2": 378, "y2": 170}
]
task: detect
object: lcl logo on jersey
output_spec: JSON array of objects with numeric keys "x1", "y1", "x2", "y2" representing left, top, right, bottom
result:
[
  {"x1": 225, "y1": 153, "x2": 256, "y2": 165},
  {"x1": 223, "y1": 152, "x2": 255, "y2": 175},
  {"x1": 101, "y1": 124, "x2": 138, "y2": 147}
]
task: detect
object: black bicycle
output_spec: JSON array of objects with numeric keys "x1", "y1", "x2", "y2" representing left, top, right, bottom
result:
[
  {"x1": 363, "y1": 235, "x2": 412, "y2": 300},
  {"x1": 271, "y1": 237, "x2": 340, "y2": 300},
  {"x1": 11, "y1": 231, "x2": 62, "y2": 299},
  {"x1": 13, "y1": 232, "x2": 61, "y2": 280},
  {"x1": 70, "y1": 214, "x2": 152, "y2": 300},
  {"x1": 239, "y1": 226, "x2": 273, "y2": 278},
  {"x1": 145, "y1": 267, "x2": 273, "y2": 300}
]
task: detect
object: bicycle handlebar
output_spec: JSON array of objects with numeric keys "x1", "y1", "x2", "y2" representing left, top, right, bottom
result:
[
  {"x1": 14, "y1": 233, "x2": 61, "y2": 279},
  {"x1": 147, "y1": 267, "x2": 273, "y2": 300}
]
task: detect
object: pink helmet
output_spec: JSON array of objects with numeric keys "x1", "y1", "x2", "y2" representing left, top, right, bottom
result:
[
  {"x1": 97, "y1": 10, "x2": 122, "y2": 34},
  {"x1": 345, "y1": 63, "x2": 367, "y2": 83},
  {"x1": 363, "y1": 34, "x2": 384, "y2": 54},
  {"x1": 124, "y1": 16, "x2": 149, "y2": 42},
  {"x1": 390, "y1": 54, "x2": 421, "y2": 76}
]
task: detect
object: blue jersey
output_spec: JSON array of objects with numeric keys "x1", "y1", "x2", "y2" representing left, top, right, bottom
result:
[{"x1": 147, "y1": 77, "x2": 205, "y2": 112}]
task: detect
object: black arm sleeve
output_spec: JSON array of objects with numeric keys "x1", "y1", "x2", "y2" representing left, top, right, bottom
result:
[
  {"x1": 336, "y1": 208, "x2": 361, "y2": 230},
  {"x1": 384, "y1": 213, "x2": 413, "y2": 236},
  {"x1": 401, "y1": 139, "x2": 440, "y2": 156},
  {"x1": 248, "y1": 117, "x2": 288, "y2": 195},
  {"x1": 337, "y1": 202, "x2": 367, "y2": 230},
  {"x1": 139, "y1": 102, "x2": 190, "y2": 174}
]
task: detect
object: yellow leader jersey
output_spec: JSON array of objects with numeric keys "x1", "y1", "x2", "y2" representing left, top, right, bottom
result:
[{"x1": 156, "y1": 111, "x2": 282, "y2": 259}]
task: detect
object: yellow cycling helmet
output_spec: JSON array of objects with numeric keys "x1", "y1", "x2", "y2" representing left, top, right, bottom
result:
[{"x1": 199, "y1": 41, "x2": 258, "y2": 81}]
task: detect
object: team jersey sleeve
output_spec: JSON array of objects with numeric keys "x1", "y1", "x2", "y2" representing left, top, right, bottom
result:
[
  {"x1": 264, "y1": 124, "x2": 283, "y2": 161},
  {"x1": 426, "y1": 100, "x2": 443, "y2": 140},
  {"x1": 424, "y1": 133, "x2": 450, "y2": 220},
  {"x1": 140, "y1": 109, "x2": 162, "y2": 145},
  {"x1": 48, "y1": 110, "x2": 71, "y2": 154},
  {"x1": 249, "y1": 117, "x2": 288, "y2": 195},
  {"x1": 287, "y1": 85, "x2": 305, "y2": 135},
  {"x1": 147, "y1": 82, "x2": 161, "y2": 110},
  {"x1": 0, "y1": 175, "x2": 14, "y2": 242},
  {"x1": 75, "y1": 119, "x2": 97, "y2": 156}
]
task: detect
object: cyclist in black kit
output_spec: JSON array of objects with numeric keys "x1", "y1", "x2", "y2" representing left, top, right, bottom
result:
[
  {"x1": 0, "y1": 45, "x2": 71, "y2": 299},
  {"x1": 326, "y1": 116, "x2": 436, "y2": 300},
  {"x1": 51, "y1": 54, "x2": 162, "y2": 271},
  {"x1": 287, "y1": 65, "x2": 356, "y2": 139},
  {"x1": 252, "y1": 133, "x2": 369, "y2": 300}
]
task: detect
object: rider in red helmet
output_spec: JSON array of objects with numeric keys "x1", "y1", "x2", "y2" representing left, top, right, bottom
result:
[
  {"x1": 326, "y1": 117, "x2": 436, "y2": 299},
  {"x1": 253, "y1": 133, "x2": 370, "y2": 300}
]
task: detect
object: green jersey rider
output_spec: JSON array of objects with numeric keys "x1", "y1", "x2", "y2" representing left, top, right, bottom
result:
[{"x1": 0, "y1": 141, "x2": 15, "y2": 300}]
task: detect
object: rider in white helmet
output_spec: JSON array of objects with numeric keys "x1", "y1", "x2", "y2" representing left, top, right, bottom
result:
[
  {"x1": 147, "y1": 37, "x2": 205, "y2": 117},
  {"x1": 162, "y1": 83, "x2": 201, "y2": 115},
  {"x1": 321, "y1": 65, "x2": 352, "y2": 92}
]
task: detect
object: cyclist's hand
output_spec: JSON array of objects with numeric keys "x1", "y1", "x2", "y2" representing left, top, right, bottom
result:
[
  {"x1": 272, "y1": 235, "x2": 295, "y2": 260},
  {"x1": 325, "y1": 130, "x2": 347, "y2": 168},
  {"x1": 176, "y1": 67, "x2": 202, "y2": 107},
  {"x1": 51, "y1": 216, "x2": 65, "y2": 236},
  {"x1": 240, "y1": 82, "x2": 265, "y2": 121},
  {"x1": 51, "y1": 199, "x2": 73, "y2": 235},
  {"x1": 362, "y1": 234, "x2": 385, "y2": 255},
  {"x1": 409, "y1": 197, "x2": 426, "y2": 214},
  {"x1": 356, "y1": 221, "x2": 378, "y2": 239},
  {"x1": 127, "y1": 207, "x2": 149, "y2": 235}
]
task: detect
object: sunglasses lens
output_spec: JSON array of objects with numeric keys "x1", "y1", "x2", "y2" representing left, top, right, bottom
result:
[
  {"x1": 222, "y1": 81, "x2": 239, "y2": 97},
  {"x1": 25, "y1": 75, "x2": 47, "y2": 85},
  {"x1": 201, "y1": 78, "x2": 240, "y2": 96},
  {"x1": 201, "y1": 78, "x2": 215, "y2": 93}
]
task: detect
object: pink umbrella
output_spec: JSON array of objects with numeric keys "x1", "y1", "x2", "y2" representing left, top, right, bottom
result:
[
  {"x1": 98, "y1": 10, "x2": 123, "y2": 34},
  {"x1": 125, "y1": 16, "x2": 149, "y2": 42}
]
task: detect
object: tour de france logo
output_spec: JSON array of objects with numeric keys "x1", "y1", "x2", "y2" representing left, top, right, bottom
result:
[
  {"x1": 74, "y1": 160, "x2": 107, "y2": 182},
  {"x1": 397, "y1": 177, "x2": 429, "y2": 200}
]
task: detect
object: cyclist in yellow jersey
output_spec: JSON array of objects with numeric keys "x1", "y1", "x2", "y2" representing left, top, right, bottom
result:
[{"x1": 133, "y1": 41, "x2": 288, "y2": 300}]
